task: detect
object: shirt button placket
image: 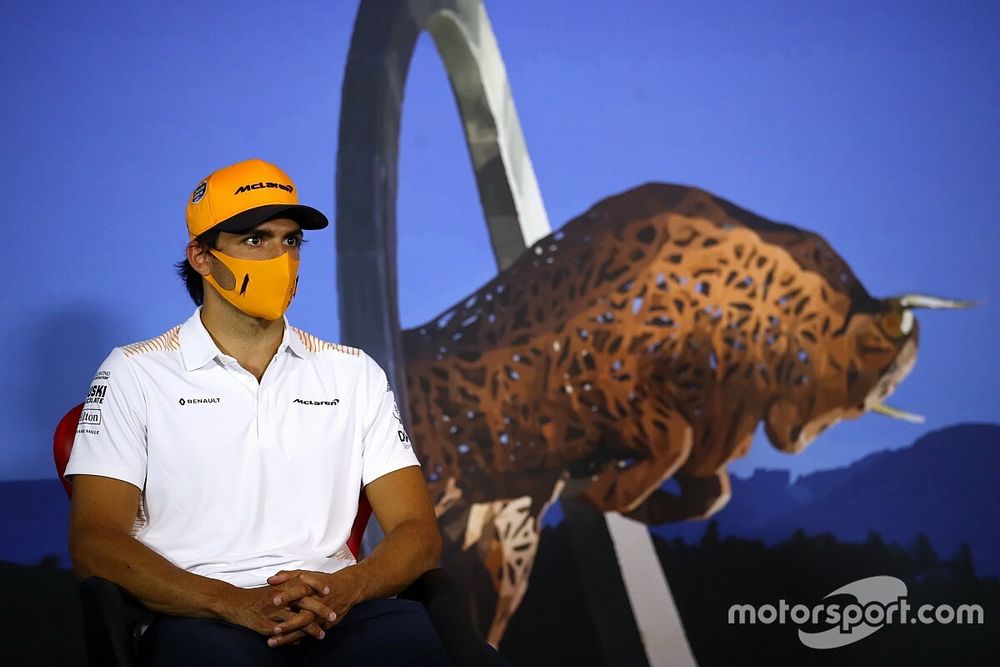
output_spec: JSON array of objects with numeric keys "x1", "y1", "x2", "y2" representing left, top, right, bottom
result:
[{"x1": 257, "y1": 355, "x2": 280, "y2": 449}]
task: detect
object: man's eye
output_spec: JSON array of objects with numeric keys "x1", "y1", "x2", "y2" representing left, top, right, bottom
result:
[
  {"x1": 284, "y1": 237, "x2": 303, "y2": 247},
  {"x1": 245, "y1": 235, "x2": 262, "y2": 246}
]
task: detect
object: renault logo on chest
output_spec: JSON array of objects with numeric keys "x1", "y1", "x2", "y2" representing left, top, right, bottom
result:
[{"x1": 179, "y1": 397, "x2": 221, "y2": 406}]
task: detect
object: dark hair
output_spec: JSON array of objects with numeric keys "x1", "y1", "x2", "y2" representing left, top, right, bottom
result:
[{"x1": 175, "y1": 230, "x2": 220, "y2": 306}]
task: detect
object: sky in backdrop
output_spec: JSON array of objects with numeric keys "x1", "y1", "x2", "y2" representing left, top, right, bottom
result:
[{"x1": 2, "y1": 0, "x2": 998, "y2": 482}]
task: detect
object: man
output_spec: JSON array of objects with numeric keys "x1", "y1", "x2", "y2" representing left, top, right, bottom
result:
[{"x1": 67, "y1": 158, "x2": 450, "y2": 665}]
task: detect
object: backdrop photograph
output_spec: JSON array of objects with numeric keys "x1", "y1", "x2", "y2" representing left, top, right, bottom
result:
[{"x1": 1, "y1": 1, "x2": 998, "y2": 665}]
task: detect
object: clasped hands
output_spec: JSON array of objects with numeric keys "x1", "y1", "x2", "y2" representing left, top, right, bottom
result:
[{"x1": 227, "y1": 568, "x2": 364, "y2": 648}]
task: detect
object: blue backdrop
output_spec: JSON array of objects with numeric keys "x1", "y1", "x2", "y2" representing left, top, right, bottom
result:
[{"x1": 2, "y1": 0, "x2": 997, "y2": 493}]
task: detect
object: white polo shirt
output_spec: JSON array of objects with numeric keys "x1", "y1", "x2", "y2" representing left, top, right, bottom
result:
[{"x1": 66, "y1": 308, "x2": 420, "y2": 588}]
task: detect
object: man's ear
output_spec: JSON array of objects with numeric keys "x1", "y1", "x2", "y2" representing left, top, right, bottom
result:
[{"x1": 187, "y1": 240, "x2": 212, "y2": 277}]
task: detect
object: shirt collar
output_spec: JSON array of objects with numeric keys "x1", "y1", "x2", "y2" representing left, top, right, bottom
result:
[
  {"x1": 282, "y1": 320, "x2": 309, "y2": 359},
  {"x1": 178, "y1": 307, "x2": 308, "y2": 372}
]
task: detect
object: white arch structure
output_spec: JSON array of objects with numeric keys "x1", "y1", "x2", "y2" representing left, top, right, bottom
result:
[{"x1": 335, "y1": 1, "x2": 695, "y2": 664}]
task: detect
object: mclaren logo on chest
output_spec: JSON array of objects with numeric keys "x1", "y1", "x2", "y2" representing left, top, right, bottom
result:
[{"x1": 293, "y1": 398, "x2": 340, "y2": 406}]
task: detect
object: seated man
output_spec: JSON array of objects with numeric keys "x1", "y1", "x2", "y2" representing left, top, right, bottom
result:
[{"x1": 67, "y1": 158, "x2": 450, "y2": 665}]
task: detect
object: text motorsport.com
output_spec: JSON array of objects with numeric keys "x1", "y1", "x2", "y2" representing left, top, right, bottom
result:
[{"x1": 727, "y1": 575, "x2": 984, "y2": 649}]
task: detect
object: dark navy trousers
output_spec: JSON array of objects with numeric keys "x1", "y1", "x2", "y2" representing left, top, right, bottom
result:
[{"x1": 139, "y1": 597, "x2": 453, "y2": 666}]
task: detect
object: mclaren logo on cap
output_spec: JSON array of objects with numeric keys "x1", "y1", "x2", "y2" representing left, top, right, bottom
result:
[
  {"x1": 234, "y1": 182, "x2": 294, "y2": 195},
  {"x1": 191, "y1": 181, "x2": 207, "y2": 204}
]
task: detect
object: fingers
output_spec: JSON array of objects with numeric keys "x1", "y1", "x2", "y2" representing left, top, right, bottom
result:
[
  {"x1": 293, "y1": 572, "x2": 332, "y2": 596},
  {"x1": 270, "y1": 573, "x2": 330, "y2": 606},
  {"x1": 271, "y1": 581, "x2": 314, "y2": 607},
  {"x1": 294, "y1": 594, "x2": 338, "y2": 626},
  {"x1": 266, "y1": 570, "x2": 295, "y2": 585},
  {"x1": 268, "y1": 620, "x2": 324, "y2": 647},
  {"x1": 268, "y1": 628, "x2": 310, "y2": 648},
  {"x1": 259, "y1": 568, "x2": 339, "y2": 647},
  {"x1": 272, "y1": 609, "x2": 323, "y2": 640}
]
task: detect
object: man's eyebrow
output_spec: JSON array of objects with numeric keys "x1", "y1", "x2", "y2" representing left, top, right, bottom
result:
[{"x1": 240, "y1": 228, "x2": 303, "y2": 238}]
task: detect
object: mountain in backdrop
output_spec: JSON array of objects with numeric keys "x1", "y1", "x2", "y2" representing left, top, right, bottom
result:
[
  {"x1": 3, "y1": 422, "x2": 998, "y2": 579},
  {"x1": 0, "y1": 478, "x2": 71, "y2": 567},
  {"x1": 652, "y1": 422, "x2": 1000, "y2": 577}
]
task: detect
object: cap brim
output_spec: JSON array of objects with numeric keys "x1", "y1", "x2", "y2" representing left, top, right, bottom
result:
[{"x1": 210, "y1": 204, "x2": 329, "y2": 234}]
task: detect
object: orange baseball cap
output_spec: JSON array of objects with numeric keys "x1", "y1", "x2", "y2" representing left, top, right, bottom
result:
[{"x1": 185, "y1": 158, "x2": 328, "y2": 238}]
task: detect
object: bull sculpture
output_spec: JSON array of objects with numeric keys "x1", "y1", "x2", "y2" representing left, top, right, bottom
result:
[{"x1": 400, "y1": 183, "x2": 971, "y2": 645}]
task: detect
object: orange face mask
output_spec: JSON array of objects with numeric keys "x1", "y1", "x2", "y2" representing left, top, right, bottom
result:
[{"x1": 204, "y1": 249, "x2": 300, "y2": 321}]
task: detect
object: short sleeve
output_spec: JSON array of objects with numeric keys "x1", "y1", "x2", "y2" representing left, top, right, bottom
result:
[
  {"x1": 64, "y1": 348, "x2": 147, "y2": 490},
  {"x1": 360, "y1": 354, "x2": 421, "y2": 487}
]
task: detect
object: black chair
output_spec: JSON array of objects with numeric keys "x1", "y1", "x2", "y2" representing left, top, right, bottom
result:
[{"x1": 55, "y1": 404, "x2": 497, "y2": 666}]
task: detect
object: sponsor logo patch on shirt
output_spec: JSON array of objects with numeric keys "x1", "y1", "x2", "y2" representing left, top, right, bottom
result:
[
  {"x1": 178, "y1": 397, "x2": 221, "y2": 406},
  {"x1": 77, "y1": 408, "x2": 103, "y2": 435},
  {"x1": 292, "y1": 398, "x2": 340, "y2": 406},
  {"x1": 86, "y1": 384, "x2": 108, "y2": 405}
]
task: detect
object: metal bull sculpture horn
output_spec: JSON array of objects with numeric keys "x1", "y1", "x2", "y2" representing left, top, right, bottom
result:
[
  {"x1": 403, "y1": 183, "x2": 974, "y2": 640},
  {"x1": 336, "y1": 0, "x2": 975, "y2": 650}
]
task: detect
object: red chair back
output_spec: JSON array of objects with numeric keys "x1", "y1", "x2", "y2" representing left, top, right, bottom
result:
[
  {"x1": 54, "y1": 403, "x2": 83, "y2": 497},
  {"x1": 54, "y1": 403, "x2": 372, "y2": 558}
]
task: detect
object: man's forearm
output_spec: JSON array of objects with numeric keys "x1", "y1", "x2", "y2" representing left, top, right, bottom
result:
[
  {"x1": 348, "y1": 517, "x2": 442, "y2": 603},
  {"x1": 71, "y1": 528, "x2": 236, "y2": 619}
]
